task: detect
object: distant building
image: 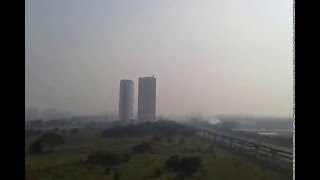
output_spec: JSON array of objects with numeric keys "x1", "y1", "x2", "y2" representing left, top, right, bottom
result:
[
  {"x1": 41, "y1": 108, "x2": 71, "y2": 120},
  {"x1": 138, "y1": 76, "x2": 156, "y2": 122},
  {"x1": 25, "y1": 108, "x2": 39, "y2": 121},
  {"x1": 119, "y1": 80, "x2": 134, "y2": 122},
  {"x1": 42, "y1": 109, "x2": 56, "y2": 120}
]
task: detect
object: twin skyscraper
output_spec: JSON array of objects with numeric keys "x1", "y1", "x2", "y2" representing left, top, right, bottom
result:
[{"x1": 119, "y1": 76, "x2": 156, "y2": 122}]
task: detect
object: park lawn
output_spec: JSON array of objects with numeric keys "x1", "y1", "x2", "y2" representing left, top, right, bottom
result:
[{"x1": 25, "y1": 128, "x2": 292, "y2": 180}]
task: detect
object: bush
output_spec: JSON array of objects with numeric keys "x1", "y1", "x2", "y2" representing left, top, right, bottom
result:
[
  {"x1": 113, "y1": 171, "x2": 121, "y2": 180},
  {"x1": 165, "y1": 155, "x2": 180, "y2": 170},
  {"x1": 144, "y1": 159, "x2": 153, "y2": 167},
  {"x1": 165, "y1": 156, "x2": 202, "y2": 175},
  {"x1": 151, "y1": 136, "x2": 162, "y2": 142},
  {"x1": 104, "y1": 167, "x2": 112, "y2": 175},
  {"x1": 86, "y1": 151, "x2": 122, "y2": 166},
  {"x1": 39, "y1": 132, "x2": 65, "y2": 151},
  {"x1": 132, "y1": 142, "x2": 151, "y2": 153},
  {"x1": 166, "y1": 138, "x2": 173, "y2": 143},
  {"x1": 153, "y1": 168, "x2": 163, "y2": 178},
  {"x1": 173, "y1": 174, "x2": 185, "y2": 180},
  {"x1": 101, "y1": 120, "x2": 196, "y2": 138},
  {"x1": 28, "y1": 139, "x2": 43, "y2": 154},
  {"x1": 233, "y1": 160, "x2": 242, "y2": 168},
  {"x1": 207, "y1": 145, "x2": 215, "y2": 153},
  {"x1": 213, "y1": 153, "x2": 217, "y2": 159},
  {"x1": 200, "y1": 168, "x2": 208, "y2": 176},
  {"x1": 179, "y1": 138, "x2": 185, "y2": 145},
  {"x1": 25, "y1": 129, "x2": 42, "y2": 136},
  {"x1": 178, "y1": 156, "x2": 202, "y2": 175},
  {"x1": 196, "y1": 146, "x2": 201, "y2": 152},
  {"x1": 70, "y1": 128, "x2": 80, "y2": 134},
  {"x1": 123, "y1": 153, "x2": 131, "y2": 162},
  {"x1": 60, "y1": 129, "x2": 68, "y2": 134}
]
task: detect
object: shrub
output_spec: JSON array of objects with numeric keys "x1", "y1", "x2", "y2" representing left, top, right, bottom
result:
[
  {"x1": 39, "y1": 132, "x2": 65, "y2": 152},
  {"x1": 213, "y1": 153, "x2": 217, "y2": 159},
  {"x1": 144, "y1": 159, "x2": 153, "y2": 167},
  {"x1": 179, "y1": 138, "x2": 185, "y2": 145},
  {"x1": 173, "y1": 174, "x2": 185, "y2": 180},
  {"x1": 28, "y1": 139, "x2": 43, "y2": 154},
  {"x1": 178, "y1": 156, "x2": 202, "y2": 175},
  {"x1": 153, "y1": 168, "x2": 163, "y2": 178},
  {"x1": 70, "y1": 128, "x2": 80, "y2": 134},
  {"x1": 165, "y1": 155, "x2": 180, "y2": 170},
  {"x1": 104, "y1": 167, "x2": 112, "y2": 175},
  {"x1": 113, "y1": 171, "x2": 121, "y2": 180},
  {"x1": 151, "y1": 136, "x2": 162, "y2": 142},
  {"x1": 86, "y1": 151, "x2": 122, "y2": 166},
  {"x1": 60, "y1": 129, "x2": 68, "y2": 134},
  {"x1": 101, "y1": 120, "x2": 196, "y2": 138},
  {"x1": 132, "y1": 142, "x2": 151, "y2": 153},
  {"x1": 123, "y1": 153, "x2": 131, "y2": 162},
  {"x1": 25, "y1": 129, "x2": 42, "y2": 136},
  {"x1": 207, "y1": 145, "x2": 215, "y2": 153},
  {"x1": 233, "y1": 160, "x2": 242, "y2": 168},
  {"x1": 200, "y1": 168, "x2": 208, "y2": 176},
  {"x1": 165, "y1": 156, "x2": 202, "y2": 175},
  {"x1": 196, "y1": 146, "x2": 201, "y2": 152},
  {"x1": 166, "y1": 138, "x2": 173, "y2": 143}
]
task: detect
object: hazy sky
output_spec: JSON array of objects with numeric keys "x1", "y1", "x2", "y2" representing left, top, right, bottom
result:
[{"x1": 25, "y1": 0, "x2": 293, "y2": 117}]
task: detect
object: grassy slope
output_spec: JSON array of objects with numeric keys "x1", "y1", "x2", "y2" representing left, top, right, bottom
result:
[{"x1": 25, "y1": 128, "x2": 292, "y2": 180}]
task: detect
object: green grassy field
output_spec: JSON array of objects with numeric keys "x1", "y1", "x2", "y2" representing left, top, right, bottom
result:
[{"x1": 25, "y1": 128, "x2": 292, "y2": 180}]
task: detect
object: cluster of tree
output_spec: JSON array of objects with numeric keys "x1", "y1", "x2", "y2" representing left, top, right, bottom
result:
[
  {"x1": 27, "y1": 119, "x2": 44, "y2": 128},
  {"x1": 28, "y1": 132, "x2": 65, "y2": 154},
  {"x1": 101, "y1": 120, "x2": 196, "y2": 138},
  {"x1": 113, "y1": 171, "x2": 121, "y2": 180},
  {"x1": 179, "y1": 138, "x2": 185, "y2": 145},
  {"x1": 51, "y1": 128, "x2": 60, "y2": 132},
  {"x1": 152, "y1": 168, "x2": 163, "y2": 178},
  {"x1": 45, "y1": 119, "x2": 67, "y2": 127},
  {"x1": 70, "y1": 128, "x2": 80, "y2": 134},
  {"x1": 184, "y1": 118, "x2": 217, "y2": 130},
  {"x1": 151, "y1": 136, "x2": 162, "y2": 142},
  {"x1": 25, "y1": 129, "x2": 42, "y2": 136},
  {"x1": 165, "y1": 155, "x2": 202, "y2": 176},
  {"x1": 86, "y1": 151, "x2": 123, "y2": 166},
  {"x1": 85, "y1": 150, "x2": 131, "y2": 180},
  {"x1": 28, "y1": 139, "x2": 43, "y2": 154},
  {"x1": 132, "y1": 142, "x2": 152, "y2": 153},
  {"x1": 218, "y1": 121, "x2": 242, "y2": 131}
]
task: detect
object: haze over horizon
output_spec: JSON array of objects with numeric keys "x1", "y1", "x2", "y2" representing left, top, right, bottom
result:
[{"x1": 25, "y1": 0, "x2": 293, "y2": 117}]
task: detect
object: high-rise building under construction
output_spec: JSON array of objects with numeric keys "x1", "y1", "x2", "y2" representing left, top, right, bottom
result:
[
  {"x1": 138, "y1": 76, "x2": 156, "y2": 121},
  {"x1": 119, "y1": 80, "x2": 134, "y2": 122}
]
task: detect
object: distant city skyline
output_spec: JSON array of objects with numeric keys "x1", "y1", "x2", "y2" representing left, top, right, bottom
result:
[{"x1": 26, "y1": 0, "x2": 293, "y2": 117}]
